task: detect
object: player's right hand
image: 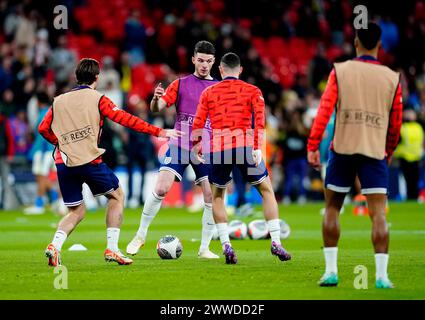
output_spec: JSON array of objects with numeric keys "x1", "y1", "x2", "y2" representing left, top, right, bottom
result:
[
  {"x1": 307, "y1": 150, "x2": 322, "y2": 171},
  {"x1": 252, "y1": 149, "x2": 262, "y2": 167},
  {"x1": 161, "y1": 129, "x2": 184, "y2": 139},
  {"x1": 153, "y1": 83, "x2": 164, "y2": 99},
  {"x1": 193, "y1": 143, "x2": 205, "y2": 164}
]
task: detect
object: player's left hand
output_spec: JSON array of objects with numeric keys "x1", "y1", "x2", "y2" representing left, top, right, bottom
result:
[
  {"x1": 307, "y1": 150, "x2": 321, "y2": 171},
  {"x1": 252, "y1": 149, "x2": 262, "y2": 167},
  {"x1": 161, "y1": 129, "x2": 185, "y2": 139}
]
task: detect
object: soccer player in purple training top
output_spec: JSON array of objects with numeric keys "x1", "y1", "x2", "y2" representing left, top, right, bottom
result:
[{"x1": 127, "y1": 41, "x2": 219, "y2": 259}]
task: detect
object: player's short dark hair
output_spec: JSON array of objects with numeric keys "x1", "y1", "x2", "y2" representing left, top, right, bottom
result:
[
  {"x1": 220, "y1": 52, "x2": 240, "y2": 69},
  {"x1": 75, "y1": 58, "x2": 100, "y2": 85},
  {"x1": 36, "y1": 91, "x2": 50, "y2": 105},
  {"x1": 356, "y1": 22, "x2": 382, "y2": 50},
  {"x1": 194, "y1": 41, "x2": 216, "y2": 56}
]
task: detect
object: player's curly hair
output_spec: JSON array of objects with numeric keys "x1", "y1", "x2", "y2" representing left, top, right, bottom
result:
[{"x1": 194, "y1": 41, "x2": 216, "y2": 56}]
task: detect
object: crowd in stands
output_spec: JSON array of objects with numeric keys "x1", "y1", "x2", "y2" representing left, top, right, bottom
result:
[{"x1": 0, "y1": 0, "x2": 424, "y2": 210}]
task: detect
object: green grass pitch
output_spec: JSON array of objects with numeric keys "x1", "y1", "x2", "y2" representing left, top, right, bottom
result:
[{"x1": 0, "y1": 202, "x2": 424, "y2": 300}]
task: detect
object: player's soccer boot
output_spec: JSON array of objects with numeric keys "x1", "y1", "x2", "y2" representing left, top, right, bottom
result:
[
  {"x1": 271, "y1": 241, "x2": 292, "y2": 261},
  {"x1": 104, "y1": 249, "x2": 133, "y2": 265},
  {"x1": 375, "y1": 278, "x2": 394, "y2": 289},
  {"x1": 45, "y1": 243, "x2": 61, "y2": 267},
  {"x1": 198, "y1": 249, "x2": 220, "y2": 259},
  {"x1": 223, "y1": 243, "x2": 237, "y2": 264},
  {"x1": 318, "y1": 272, "x2": 339, "y2": 287},
  {"x1": 126, "y1": 235, "x2": 145, "y2": 256}
]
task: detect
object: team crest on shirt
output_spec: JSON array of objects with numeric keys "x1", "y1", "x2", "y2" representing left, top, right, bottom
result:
[{"x1": 163, "y1": 156, "x2": 172, "y2": 165}]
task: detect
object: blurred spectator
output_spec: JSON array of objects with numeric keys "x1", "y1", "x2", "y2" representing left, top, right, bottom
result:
[
  {"x1": 0, "y1": 112, "x2": 16, "y2": 209},
  {"x1": 302, "y1": 90, "x2": 320, "y2": 129},
  {"x1": 280, "y1": 108, "x2": 309, "y2": 205},
  {"x1": 123, "y1": 97, "x2": 158, "y2": 206},
  {"x1": 97, "y1": 56, "x2": 120, "y2": 91},
  {"x1": 0, "y1": 89, "x2": 14, "y2": 116},
  {"x1": 335, "y1": 42, "x2": 355, "y2": 62},
  {"x1": 0, "y1": 55, "x2": 13, "y2": 95},
  {"x1": 326, "y1": 0, "x2": 345, "y2": 46},
  {"x1": 33, "y1": 28, "x2": 50, "y2": 80},
  {"x1": 394, "y1": 107, "x2": 425, "y2": 200},
  {"x1": 257, "y1": 67, "x2": 282, "y2": 106},
  {"x1": 24, "y1": 91, "x2": 66, "y2": 215},
  {"x1": 124, "y1": 10, "x2": 146, "y2": 65},
  {"x1": 11, "y1": 44, "x2": 35, "y2": 111},
  {"x1": 9, "y1": 109, "x2": 31, "y2": 156},
  {"x1": 97, "y1": 56, "x2": 123, "y2": 110},
  {"x1": 308, "y1": 43, "x2": 331, "y2": 90},
  {"x1": 379, "y1": 15, "x2": 400, "y2": 53},
  {"x1": 3, "y1": 3, "x2": 21, "y2": 41},
  {"x1": 417, "y1": 89, "x2": 425, "y2": 128},
  {"x1": 13, "y1": 5, "x2": 36, "y2": 60},
  {"x1": 118, "y1": 52, "x2": 132, "y2": 100},
  {"x1": 292, "y1": 74, "x2": 309, "y2": 99},
  {"x1": 49, "y1": 35, "x2": 76, "y2": 90},
  {"x1": 296, "y1": 5, "x2": 320, "y2": 38}
]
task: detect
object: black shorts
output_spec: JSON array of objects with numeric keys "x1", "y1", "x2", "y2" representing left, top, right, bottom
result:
[
  {"x1": 209, "y1": 147, "x2": 269, "y2": 188},
  {"x1": 56, "y1": 162, "x2": 119, "y2": 206}
]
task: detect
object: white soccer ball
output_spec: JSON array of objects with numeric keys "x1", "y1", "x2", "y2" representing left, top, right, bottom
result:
[
  {"x1": 279, "y1": 219, "x2": 291, "y2": 239},
  {"x1": 248, "y1": 219, "x2": 270, "y2": 240},
  {"x1": 156, "y1": 235, "x2": 183, "y2": 259},
  {"x1": 228, "y1": 220, "x2": 248, "y2": 240}
]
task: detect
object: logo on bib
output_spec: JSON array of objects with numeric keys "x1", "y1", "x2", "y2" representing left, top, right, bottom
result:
[{"x1": 60, "y1": 125, "x2": 94, "y2": 145}]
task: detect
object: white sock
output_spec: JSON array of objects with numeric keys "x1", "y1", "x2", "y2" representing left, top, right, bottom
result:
[
  {"x1": 267, "y1": 219, "x2": 281, "y2": 245},
  {"x1": 200, "y1": 203, "x2": 215, "y2": 252},
  {"x1": 324, "y1": 247, "x2": 338, "y2": 274},
  {"x1": 52, "y1": 230, "x2": 67, "y2": 251},
  {"x1": 216, "y1": 222, "x2": 231, "y2": 250},
  {"x1": 107, "y1": 227, "x2": 120, "y2": 252},
  {"x1": 136, "y1": 191, "x2": 164, "y2": 239},
  {"x1": 375, "y1": 253, "x2": 389, "y2": 281}
]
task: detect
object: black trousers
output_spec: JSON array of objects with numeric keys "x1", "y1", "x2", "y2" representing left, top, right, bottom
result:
[{"x1": 399, "y1": 159, "x2": 420, "y2": 200}]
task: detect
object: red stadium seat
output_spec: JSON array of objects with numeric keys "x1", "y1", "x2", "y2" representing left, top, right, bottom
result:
[
  {"x1": 327, "y1": 46, "x2": 343, "y2": 62},
  {"x1": 73, "y1": 7, "x2": 97, "y2": 32},
  {"x1": 101, "y1": 45, "x2": 120, "y2": 62}
]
